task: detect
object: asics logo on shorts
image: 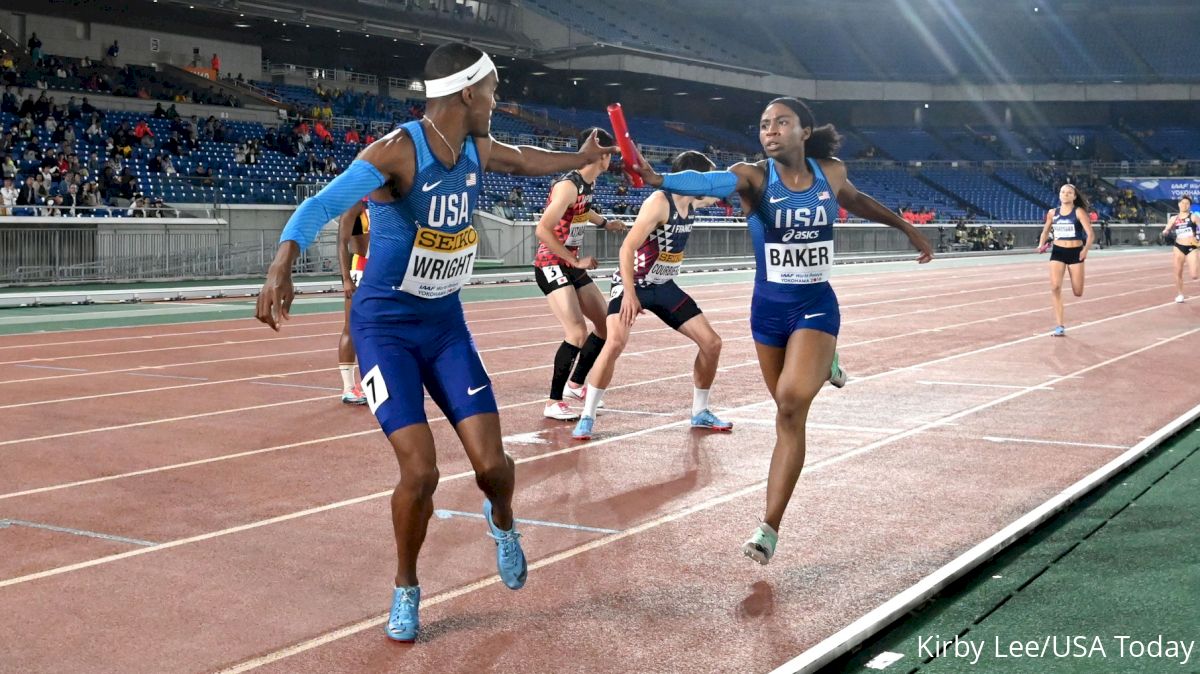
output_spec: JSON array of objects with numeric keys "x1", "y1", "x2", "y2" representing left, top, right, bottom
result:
[
  {"x1": 421, "y1": 180, "x2": 443, "y2": 192},
  {"x1": 467, "y1": 384, "x2": 489, "y2": 395}
]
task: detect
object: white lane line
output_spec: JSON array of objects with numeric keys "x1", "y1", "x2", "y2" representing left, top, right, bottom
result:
[
  {"x1": 0, "y1": 396, "x2": 334, "y2": 448},
  {"x1": 12, "y1": 364, "x2": 90, "y2": 372},
  {"x1": 981, "y1": 436, "x2": 1128, "y2": 450},
  {"x1": 917, "y1": 380, "x2": 1054, "y2": 391},
  {"x1": 0, "y1": 518, "x2": 157, "y2": 547}
]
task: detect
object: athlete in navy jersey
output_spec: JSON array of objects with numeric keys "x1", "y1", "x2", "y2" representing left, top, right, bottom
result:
[
  {"x1": 570, "y1": 151, "x2": 733, "y2": 440},
  {"x1": 1036, "y1": 183, "x2": 1094, "y2": 336},
  {"x1": 254, "y1": 43, "x2": 614, "y2": 643},
  {"x1": 631, "y1": 97, "x2": 933, "y2": 566},
  {"x1": 1159, "y1": 194, "x2": 1199, "y2": 303}
]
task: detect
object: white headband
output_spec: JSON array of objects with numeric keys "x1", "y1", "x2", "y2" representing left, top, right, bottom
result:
[{"x1": 423, "y1": 53, "x2": 496, "y2": 98}]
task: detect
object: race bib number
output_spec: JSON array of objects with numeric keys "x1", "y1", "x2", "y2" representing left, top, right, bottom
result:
[
  {"x1": 1176, "y1": 225, "x2": 1194, "y2": 240},
  {"x1": 399, "y1": 226, "x2": 477, "y2": 299},
  {"x1": 564, "y1": 213, "x2": 589, "y2": 247},
  {"x1": 644, "y1": 250, "x2": 684, "y2": 284},
  {"x1": 360, "y1": 365, "x2": 389, "y2": 413},
  {"x1": 1052, "y1": 221, "x2": 1077, "y2": 240},
  {"x1": 540, "y1": 264, "x2": 569, "y2": 286},
  {"x1": 765, "y1": 241, "x2": 833, "y2": 284},
  {"x1": 349, "y1": 254, "x2": 366, "y2": 286}
]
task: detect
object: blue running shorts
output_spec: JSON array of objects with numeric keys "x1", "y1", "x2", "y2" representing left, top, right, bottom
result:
[
  {"x1": 749, "y1": 282, "x2": 841, "y2": 348},
  {"x1": 350, "y1": 308, "x2": 497, "y2": 435}
]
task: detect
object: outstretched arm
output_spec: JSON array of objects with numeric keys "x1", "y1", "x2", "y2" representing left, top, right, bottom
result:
[
  {"x1": 823, "y1": 160, "x2": 932, "y2": 263},
  {"x1": 483, "y1": 130, "x2": 614, "y2": 177}
]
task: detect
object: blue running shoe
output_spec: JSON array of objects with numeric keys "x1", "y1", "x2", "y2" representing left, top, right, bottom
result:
[
  {"x1": 483, "y1": 499, "x2": 527, "y2": 590},
  {"x1": 691, "y1": 409, "x2": 733, "y2": 432},
  {"x1": 572, "y1": 415, "x2": 595, "y2": 440},
  {"x1": 1052, "y1": 325, "x2": 1066, "y2": 337},
  {"x1": 385, "y1": 585, "x2": 420, "y2": 642}
]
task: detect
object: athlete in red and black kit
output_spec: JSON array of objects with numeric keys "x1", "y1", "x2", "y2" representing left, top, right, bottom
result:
[{"x1": 534, "y1": 127, "x2": 627, "y2": 420}]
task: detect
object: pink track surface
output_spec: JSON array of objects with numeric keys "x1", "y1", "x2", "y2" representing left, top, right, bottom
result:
[{"x1": 1, "y1": 253, "x2": 1196, "y2": 674}]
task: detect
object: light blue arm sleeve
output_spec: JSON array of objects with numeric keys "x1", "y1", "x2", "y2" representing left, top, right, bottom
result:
[
  {"x1": 660, "y1": 170, "x2": 738, "y2": 198},
  {"x1": 279, "y1": 159, "x2": 387, "y2": 250}
]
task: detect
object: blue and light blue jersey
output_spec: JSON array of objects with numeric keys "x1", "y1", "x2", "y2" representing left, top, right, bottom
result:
[
  {"x1": 355, "y1": 120, "x2": 483, "y2": 319},
  {"x1": 748, "y1": 158, "x2": 838, "y2": 301}
]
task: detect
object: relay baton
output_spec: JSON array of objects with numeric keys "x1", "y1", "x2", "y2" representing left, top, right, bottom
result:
[{"x1": 606, "y1": 103, "x2": 644, "y2": 187}]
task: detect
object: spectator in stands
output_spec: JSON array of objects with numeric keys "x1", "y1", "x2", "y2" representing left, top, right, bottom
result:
[
  {"x1": 314, "y1": 121, "x2": 333, "y2": 147},
  {"x1": 508, "y1": 185, "x2": 524, "y2": 207},
  {"x1": 84, "y1": 114, "x2": 104, "y2": 141},
  {"x1": 0, "y1": 177, "x2": 15, "y2": 215},
  {"x1": 325, "y1": 155, "x2": 339, "y2": 174},
  {"x1": 128, "y1": 193, "x2": 151, "y2": 218},
  {"x1": 612, "y1": 199, "x2": 628, "y2": 215},
  {"x1": 134, "y1": 119, "x2": 155, "y2": 147},
  {"x1": 364, "y1": 131, "x2": 376, "y2": 144},
  {"x1": 28, "y1": 33, "x2": 43, "y2": 65},
  {"x1": 61, "y1": 183, "x2": 80, "y2": 216},
  {"x1": 16, "y1": 176, "x2": 36, "y2": 212},
  {"x1": 244, "y1": 140, "x2": 259, "y2": 166},
  {"x1": 297, "y1": 151, "x2": 322, "y2": 175},
  {"x1": 1, "y1": 154, "x2": 15, "y2": 180},
  {"x1": 80, "y1": 181, "x2": 99, "y2": 208},
  {"x1": 193, "y1": 162, "x2": 214, "y2": 187},
  {"x1": 17, "y1": 93, "x2": 33, "y2": 118},
  {"x1": 104, "y1": 40, "x2": 120, "y2": 66},
  {"x1": 344, "y1": 126, "x2": 361, "y2": 145},
  {"x1": 1, "y1": 86, "x2": 15, "y2": 114},
  {"x1": 163, "y1": 131, "x2": 183, "y2": 157},
  {"x1": 211, "y1": 53, "x2": 220, "y2": 80}
]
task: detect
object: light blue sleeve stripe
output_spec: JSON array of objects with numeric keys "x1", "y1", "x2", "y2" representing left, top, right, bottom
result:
[
  {"x1": 279, "y1": 160, "x2": 387, "y2": 250},
  {"x1": 660, "y1": 170, "x2": 738, "y2": 198}
]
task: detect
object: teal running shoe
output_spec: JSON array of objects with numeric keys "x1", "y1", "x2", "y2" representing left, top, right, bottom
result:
[
  {"x1": 572, "y1": 415, "x2": 595, "y2": 440},
  {"x1": 742, "y1": 523, "x2": 778, "y2": 565},
  {"x1": 385, "y1": 585, "x2": 420, "y2": 642},
  {"x1": 483, "y1": 499, "x2": 527, "y2": 589},
  {"x1": 829, "y1": 351, "x2": 847, "y2": 388},
  {"x1": 690, "y1": 409, "x2": 733, "y2": 431}
]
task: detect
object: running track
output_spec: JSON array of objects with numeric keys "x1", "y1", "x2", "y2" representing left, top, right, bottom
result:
[{"x1": 0, "y1": 250, "x2": 1196, "y2": 673}]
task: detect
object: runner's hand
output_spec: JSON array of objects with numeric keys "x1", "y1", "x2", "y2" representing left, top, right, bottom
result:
[
  {"x1": 342, "y1": 275, "x2": 356, "y2": 299},
  {"x1": 256, "y1": 264, "x2": 295, "y2": 331},
  {"x1": 629, "y1": 145, "x2": 662, "y2": 187},
  {"x1": 910, "y1": 233, "x2": 934, "y2": 264},
  {"x1": 620, "y1": 292, "x2": 643, "y2": 327},
  {"x1": 575, "y1": 255, "x2": 598, "y2": 270}
]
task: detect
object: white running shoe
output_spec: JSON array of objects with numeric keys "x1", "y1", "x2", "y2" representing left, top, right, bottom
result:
[
  {"x1": 1176, "y1": 294, "x2": 1186, "y2": 303},
  {"x1": 543, "y1": 401, "x2": 580, "y2": 420},
  {"x1": 564, "y1": 383, "x2": 604, "y2": 408}
]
